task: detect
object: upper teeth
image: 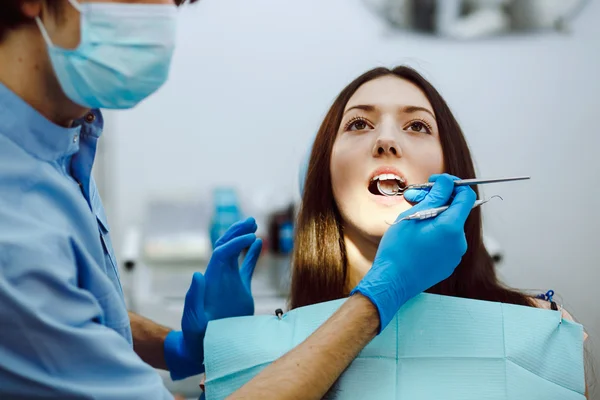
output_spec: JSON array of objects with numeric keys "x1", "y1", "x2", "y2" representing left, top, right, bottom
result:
[{"x1": 372, "y1": 174, "x2": 405, "y2": 183}]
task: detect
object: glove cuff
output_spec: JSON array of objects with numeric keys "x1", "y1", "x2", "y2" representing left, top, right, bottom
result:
[
  {"x1": 350, "y1": 285, "x2": 407, "y2": 335},
  {"x1": 164, "y1": 330, "x2": 205, "y2": 381}
]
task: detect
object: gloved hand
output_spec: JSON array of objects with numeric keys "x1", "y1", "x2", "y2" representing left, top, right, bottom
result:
[
  {"x1": 164, "y1": 217, "x2": 263, "y2": 380},
  {"x1": 203, "y1": 217, "x2": 263, "y2": 320},
  {"x1": 403, "y1": 185, "x2": 430, "y2": 204},
  {"x1": 351, "y1": 174, "x2": 476, "y2": 333}
]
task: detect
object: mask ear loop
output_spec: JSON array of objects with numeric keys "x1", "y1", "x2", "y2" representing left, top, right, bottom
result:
[
  {"x1": 34, "y1": 17, "x2": 54, "y2": 47},
  {"x1": 66, "y1": 0, "x2": 83, "y2": 13},
  {"x1": 35, "y1": 0, "x2": 83, "y2": 50}
]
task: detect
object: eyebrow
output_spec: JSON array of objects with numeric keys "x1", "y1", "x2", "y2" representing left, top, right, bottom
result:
[
  {"x1": 344, "y1": 104, "x2": 376, "y2": 115},
  {"x1": 344, "y1": 104, "x2": 436, "y2": 120}
]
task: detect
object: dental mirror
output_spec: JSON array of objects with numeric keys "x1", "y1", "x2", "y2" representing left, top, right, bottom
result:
[{"x1": 376, "y1": 180, "x2": 402, "y2": 196}]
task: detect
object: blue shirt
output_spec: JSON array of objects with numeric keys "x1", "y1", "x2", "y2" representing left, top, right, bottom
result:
[{"x1": 0, "y1": 83, "x2": 172, "y2": 399}]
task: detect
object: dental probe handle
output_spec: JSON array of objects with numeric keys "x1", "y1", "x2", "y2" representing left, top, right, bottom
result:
[{"x1": 404, "y1": 199, "x2": 487, "y2": 221}]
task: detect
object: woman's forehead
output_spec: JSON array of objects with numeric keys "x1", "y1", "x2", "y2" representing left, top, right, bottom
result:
[{"x1": 344, "y1": 76, "x2": 434, "y2": 115}]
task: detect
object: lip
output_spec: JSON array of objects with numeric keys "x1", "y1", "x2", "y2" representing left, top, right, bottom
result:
[{"x1": 368, "y1": 191, "x2": 409, "y2": 206}]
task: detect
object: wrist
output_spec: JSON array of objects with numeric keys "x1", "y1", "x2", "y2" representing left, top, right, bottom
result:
[
  {"x1": 348, "y1": 291, "x2": 380, "y2": 336},
  {"x1": 164, "y1": 330, "x2": 205, "y2": 381},
  {"x1": 350, "y1": 284, "x2": 407, "y2": 335}
]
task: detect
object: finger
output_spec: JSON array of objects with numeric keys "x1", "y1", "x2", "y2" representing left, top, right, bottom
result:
[
  {"x1": 214, "y1": 217, "x2": 257, "y2": 248},
  {"x1": 184, "y1": 272, "x2": 206, "y2": 311},
  {"x1": 435, "y1": 185, "x2": 477, "y2": 228},
  {"x1": 404, "y1": 173, "x2": 461, "y2": 203},
  {"x1": 214, "y1": 217, "x2": 256, "y2": 248},
  {"x1": 400, "y1": 174, "x2": 455, "y2": 219},
  {"x1": 214, "y1": 233, "x2": 257, "y2": 265},
  {"x1": 240, "y1": 238, "x2": 263, "y2": 291},
  {"x1": 403, "y1": 188, "x2": 428, "y2": 204}
]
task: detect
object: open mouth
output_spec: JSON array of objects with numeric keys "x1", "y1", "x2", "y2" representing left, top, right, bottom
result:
[{"x1": 368, "y1": 174, "x2": 407, "y2": 196}]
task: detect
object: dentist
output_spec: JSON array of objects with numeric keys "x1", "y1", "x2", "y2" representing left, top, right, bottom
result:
[{"x1": 0, "y1": 1, "x2": 476, "y2": 399}]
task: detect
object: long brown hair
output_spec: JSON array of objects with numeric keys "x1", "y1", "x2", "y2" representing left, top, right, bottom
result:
[{"x1": 291, "y1": 66, "x2": 533, "y2": 310}]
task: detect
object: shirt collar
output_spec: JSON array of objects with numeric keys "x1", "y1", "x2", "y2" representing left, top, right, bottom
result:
[{"x1": 0, "y1": 82, "x2": 104, "y2": 161}]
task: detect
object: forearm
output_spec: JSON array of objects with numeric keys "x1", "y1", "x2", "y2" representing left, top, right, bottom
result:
[
  {"x1": 129, "y1": 311, "x2": 172, "y2": 370},
  {"x1": 228, "y1": 294, "x2": 379, "y2": 400}
]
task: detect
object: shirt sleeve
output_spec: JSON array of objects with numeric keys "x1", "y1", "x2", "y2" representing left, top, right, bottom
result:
[{"x1": 0, "y1": 210, "x2": 174, "y2": 400}]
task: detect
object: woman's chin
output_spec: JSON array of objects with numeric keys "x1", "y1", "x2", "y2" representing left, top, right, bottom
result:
[
  {"x1": 354, "y1": 213, "x2": 406, "y2": 240},
  {"x1": 363, "y1": 223, "x2": 392, "y2": 242}
]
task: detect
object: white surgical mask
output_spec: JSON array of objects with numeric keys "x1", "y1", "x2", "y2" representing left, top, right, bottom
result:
[{"x1": 35, "y1": 0, "x2": 178, "y2": 109}]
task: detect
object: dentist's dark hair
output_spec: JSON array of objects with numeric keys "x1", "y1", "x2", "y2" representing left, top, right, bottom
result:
[
  {"x1": 0, "y1": 0, "x2": 197, "y2": 42},
  {"x1": 290, "y1": 66, "x2": 533, "y2": 310}
]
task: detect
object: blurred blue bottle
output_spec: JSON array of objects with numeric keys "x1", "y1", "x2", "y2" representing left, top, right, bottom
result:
[
  {"x1": 272, "y1": 205, "x2": 295, "y2": 296},
  {"x1": 278, "y1": 221, "x2": 294, "y2": 255},
  {"x1": 210, "y1": 187, "x2": 243, "y2": 249}
]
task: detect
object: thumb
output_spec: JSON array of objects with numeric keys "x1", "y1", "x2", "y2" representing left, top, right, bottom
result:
[
  {"x1": 403, "y1": 173, "x2": 457, "y2": 204},
  {"x1": 182, "y1": 273, "x2": 208, "y2": 357},
  {"x1": 403, "y1": 188, "x2": 428, "y2": 204},
  {"x1": 397, "y1": 174, "x2": 455, "y2": 221},
  {"x1": 184, "y1": 272, "x2": 206, "y2": 313},
  {"x1": 240, "y1": 238, "x2": 263, "y2": 291}
]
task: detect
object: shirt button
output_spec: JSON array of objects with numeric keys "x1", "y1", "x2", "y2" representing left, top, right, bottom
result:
[
  {"x1": 73, "y1": 135, "x2": 78, "y2": 143},
  {"x1": 85, "y1": 113, "x2": 96, "y2": 123}
]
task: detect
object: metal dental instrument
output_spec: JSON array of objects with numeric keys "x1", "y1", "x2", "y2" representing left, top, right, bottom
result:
[
  {"x1": 377, "y1": 176, "x2": 530, "y2": 197},
  {"x1": 387, "y1": 195, "x2": 503, "y2": 225}
]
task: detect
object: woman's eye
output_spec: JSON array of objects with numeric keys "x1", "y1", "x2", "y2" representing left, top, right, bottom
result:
[
  {"x1": 406, "y1": 121, "x2": 430, "y2": 134},
  {"x1": 348, "y1": 119, "x2": 370, "y2": 131},
  {"x1": 352, "y1": 120, "x2": 367, "y2": 130}
]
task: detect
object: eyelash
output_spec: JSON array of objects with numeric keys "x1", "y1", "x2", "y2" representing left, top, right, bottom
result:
[
  {"x1": 344, "y1": 116, "x2": 373, "y2": 131},
  {"x1": 405, "y1": 119, "x2": 433, "y2": 134}
]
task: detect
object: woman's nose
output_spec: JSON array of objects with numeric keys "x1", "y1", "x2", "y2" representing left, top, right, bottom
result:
[{"x1": 372, "y1": 137, "x2": 402, "y2": 158}]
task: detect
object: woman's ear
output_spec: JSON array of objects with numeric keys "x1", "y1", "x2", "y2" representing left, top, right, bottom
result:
[{"x1": 21, "y1": 1, "x2": 43, "y2": 19}]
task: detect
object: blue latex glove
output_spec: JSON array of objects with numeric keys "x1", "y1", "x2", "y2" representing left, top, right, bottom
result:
[
  {"x1": 351, "y1": 174, "x2": 476, "y2": 333},
  {"x1": 203, "y1": 218, "x2": 263, "y2": 320},
  {"x1": 164, "y1": 217, "x2": 263, "y2": 380},
  {"x1": 403, "y1": 186, "x2": 429, "y2": 204}
]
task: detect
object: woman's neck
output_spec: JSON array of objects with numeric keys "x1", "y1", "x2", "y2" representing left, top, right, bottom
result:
[{"x1": 343, "y1": 225, "x2": 379, "y2": 294}]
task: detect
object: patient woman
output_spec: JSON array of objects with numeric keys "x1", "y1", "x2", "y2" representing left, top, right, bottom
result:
[{"x1": 292, "y1": 66, "x2": 590, "y2": 394}]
